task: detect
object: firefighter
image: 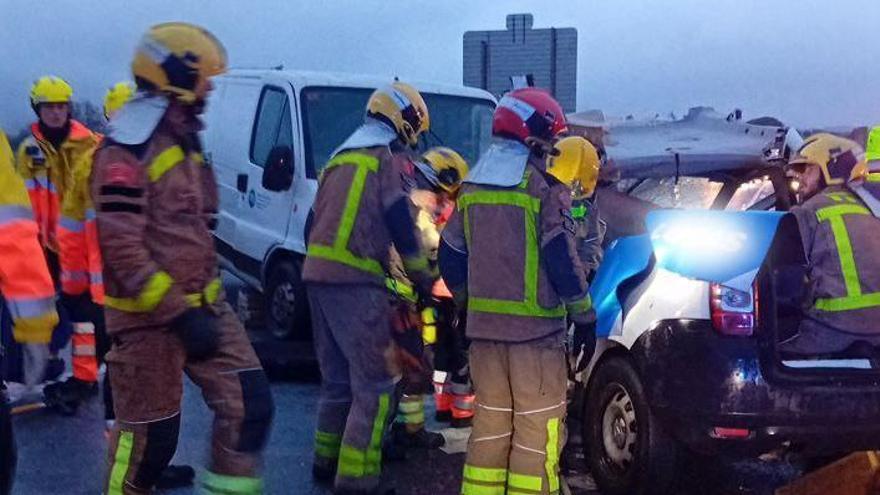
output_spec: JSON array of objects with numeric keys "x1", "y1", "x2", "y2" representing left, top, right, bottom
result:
[
  {"x1": 547, "y1": 136, "x2": 605, "y2": 278},
  {"x1": 781, "y1": 134, "x2": 880, "y2": 356},
  {"x1": 0, "y1": 128, "x2": 59, "y2": 495},
  {"x1": 92, "y1": 23, "x2": 273, "y2": 494},
  {"x1": 303, "y1": 81, "x2": 436, "y2": 494},
  {"x1": 15, "y1": 76, "x2": 101, "y2": 385},
  {"x1": 104, "y1": 82, "x2": 135, "y2": 120},
  {"x1": 546, "y1": 136, "x2": 603, "y2": 371},
  {"x1": 387, "y1": 147, "x2": 470, "y2": 454},
  {"x1": 42, "y1": 84, "x2": 138, "y2": 414},
  {"x1": 416, "y1": 148, "x2": 476, "y2": 429},
  {"x1": 439, "y1": 88, "x2": 592, "y2": 495}
]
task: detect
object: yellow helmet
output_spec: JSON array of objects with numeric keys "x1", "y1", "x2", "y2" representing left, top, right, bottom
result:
[
  {"x1": 103, "y1": 81, "x2": 136, "y2": 119},
  {"x1": 866, "y1": 126, "x2": 880, "y2": 164},
  {"x1": 789, "y1": 133, "x2": 867, "y2": 185},
  {"x1": 366, "y1": 82, "x2": 429, "y2": 147},
  {"x1": 422, "y1": 147, "x2": 469, "y2": 194},
  {"x1": 131, "y1": 22, "x2": 227, "y2": 104},
  {"x1": 547, "y1": 136, "x2": 601, "y2": 198},
  {"x1": 30, "y1": 76, "x2": 73, "y2": 107}
]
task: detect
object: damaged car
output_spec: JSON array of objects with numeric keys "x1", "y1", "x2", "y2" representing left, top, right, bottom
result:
[{"x1": 572, "y1": 109, "x2": 880, "y2": 495}]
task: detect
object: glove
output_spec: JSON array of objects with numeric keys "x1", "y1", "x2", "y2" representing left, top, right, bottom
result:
[
  {"x1": 572, "y1": 322, "x2": 597, "y2": 373},
  {"x1": 22, "y1": 343, "x2": 50, "y2": 389},
  {"x1": 61, "y1": 292, "x2": 96, "y2": 322},
  {"x1": 171, "y1": 308, "x2": 220, "y2": 360}
]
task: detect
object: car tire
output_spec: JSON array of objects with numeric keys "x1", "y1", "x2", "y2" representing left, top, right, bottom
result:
[
  {"x1": 265, "y1": 259, "x2": 310, "y2": 341},
  {"x1": 584, "y1": 357, "x2": 679, "y2": 495}
]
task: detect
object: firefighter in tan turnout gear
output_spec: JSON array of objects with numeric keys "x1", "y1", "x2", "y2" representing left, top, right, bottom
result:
[
  {"x1": 91, "y1": 23, "x2": 273, "y2": 494},
  {"x1": 782, "y1": 133, "x2": 880, "y2": 356},
  {"x1": 303, "y1": 82, "x2": 436, "y2": 494},
  {"x1": 439, "y1": 88, "x2": 592, "y2": 495}
]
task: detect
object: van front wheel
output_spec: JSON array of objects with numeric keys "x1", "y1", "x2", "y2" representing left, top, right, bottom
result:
[{"x1": 265, "y1": 259, "x2": 310, "y2": 340}]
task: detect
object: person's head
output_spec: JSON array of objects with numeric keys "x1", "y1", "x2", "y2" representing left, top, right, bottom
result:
[
  {"x1": 787, "y1": 133, "x2": 867, "y2": 202},
  {"x1": 103, "y1": 81, "x2": 136, "y2": 120},
  {"x1": 30, "y1": 76, "x2": 73, "y2": 129},
  {"x1": 546, "y1": 136, "x2": 601, "y2": 199},
  {"x1": 420, "y1": 147, "x2": 469, "y2": 199},
  {"x1": 365, "y1": 82, "x2": 430, "y2": 149},
  {"x1": 492, "y1": 88, "x2": 567, "y2": 158},
  {"x1": 128, "y1": 22, "x2": 226, "y2": 138}
]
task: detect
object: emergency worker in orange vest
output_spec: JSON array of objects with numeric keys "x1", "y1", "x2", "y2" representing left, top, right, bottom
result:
[
  {"x1": 15, "y1": 76, "x2": 102, "y2": 402},
  {"x1": 0, "y1": 127, "x2": 59, "y2": 495}
]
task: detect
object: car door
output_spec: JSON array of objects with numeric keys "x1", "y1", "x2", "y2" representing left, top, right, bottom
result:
[{"x1": 234, "y1": 80, "x2": 298, "y2": 272}]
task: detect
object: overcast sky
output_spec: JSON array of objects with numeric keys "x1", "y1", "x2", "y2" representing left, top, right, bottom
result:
[{"x1": 1, "y1": 0, "x2": 877, "y2": 132}]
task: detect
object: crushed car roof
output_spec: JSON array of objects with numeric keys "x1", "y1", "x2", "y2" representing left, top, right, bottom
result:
[{"x1": 601, "y1": 108, "x2": 788, "y2": 179}]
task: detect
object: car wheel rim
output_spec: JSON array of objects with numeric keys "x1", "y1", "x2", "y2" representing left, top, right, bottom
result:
[
  {"x1": 271, "y1": 282, "x2": 296, "y2": 328},
  {"x1": 600, "y1": 382, "x2": 638, "y2": 473}
]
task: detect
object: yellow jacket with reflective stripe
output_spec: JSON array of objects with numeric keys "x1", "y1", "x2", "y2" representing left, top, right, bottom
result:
[
  {"x1": 15, "y1": 120, "x2": 100, "y2": 254},
  {"x1": 57, "y1": 134, "x2": 105, "y2": 303},
  {"x1": 791, "y1": 186, "x2": 880, "y2": 336},
  {"x1": 91, "y1": 128, "x2": 222, "y2": 333},
  {"x1": 0, "y1": 129, "x2": 59, "y2": 344}
]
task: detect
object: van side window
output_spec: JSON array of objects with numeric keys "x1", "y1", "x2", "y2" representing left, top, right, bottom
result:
[{"x1": 251, "y1": 86, "x2": 293, "y2": 168}]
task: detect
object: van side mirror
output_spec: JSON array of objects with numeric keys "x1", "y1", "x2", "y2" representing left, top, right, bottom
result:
[{"x1": 262, "y1": 145, "x2": 294, "y2": 192}]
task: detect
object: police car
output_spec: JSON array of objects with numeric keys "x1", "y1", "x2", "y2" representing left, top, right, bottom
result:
[{"x1": 573, "y1": 109, "x2": 880, "y2": 495}]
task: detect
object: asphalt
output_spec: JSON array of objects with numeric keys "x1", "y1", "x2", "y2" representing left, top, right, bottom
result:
[{"x1": 8, "y1": 276, "x2": 805, "y2": 494}]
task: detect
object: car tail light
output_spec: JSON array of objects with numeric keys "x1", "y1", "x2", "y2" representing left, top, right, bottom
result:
[{"x1": 710, "y1": 283, "x2": 756, "y2": 336}]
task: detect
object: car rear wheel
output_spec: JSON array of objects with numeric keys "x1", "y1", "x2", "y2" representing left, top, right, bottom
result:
[
  {"x1": 265, "y1": 259, "x2": 310, "y2": 341},
  {"x1": 584, "y1": 357, "x2": 680, "y2": 495}
]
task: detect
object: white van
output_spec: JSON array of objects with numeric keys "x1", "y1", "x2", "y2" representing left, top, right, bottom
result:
[{"x1": 201, "y1": 69, "x2": 496, "y2": 339}]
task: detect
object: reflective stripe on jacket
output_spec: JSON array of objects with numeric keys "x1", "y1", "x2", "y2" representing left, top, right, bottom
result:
[
  {"x1": 0, "y1": 129, "x2": 57, "y2": 343},
  {"x1": 792, "y1": 186, "x2": 880, "y2": 336}
]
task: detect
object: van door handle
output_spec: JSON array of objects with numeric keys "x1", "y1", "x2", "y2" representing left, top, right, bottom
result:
[{"x1": 236, "y1": 174, "x2": 248, "y2": 193}]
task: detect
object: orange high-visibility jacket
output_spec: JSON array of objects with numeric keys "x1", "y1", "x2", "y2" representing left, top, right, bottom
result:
[
  {"x1": 15, "y1": 120, "x2": 102, "y2": 302},
  {"x1": 0, "y1": 129, "x2": 58, "y2": 344}
]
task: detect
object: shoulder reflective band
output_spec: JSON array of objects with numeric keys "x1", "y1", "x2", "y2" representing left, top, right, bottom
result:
[
  {"x1": 458, "y1": 188, "x2": 566, "y2": 318},
  {"x1": 105, "y1": 271, "x2": 174, "y2": 313},
  {"x1": 307, "y1": 152, "x2": 384, "y2": 276},
  {"x1": 814, "y1": 203, "x2": 880, "y2": 312},
  {"x1": 147, "y1": 146, "x2": 185, "y2": 182}
]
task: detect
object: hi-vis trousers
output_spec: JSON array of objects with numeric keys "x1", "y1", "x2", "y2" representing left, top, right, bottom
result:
[{"x1": 462, "y1": 335, "x2": 566, "y2": 495}]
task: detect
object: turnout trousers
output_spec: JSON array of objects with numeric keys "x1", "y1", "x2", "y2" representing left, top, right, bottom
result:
[
  {"x1": 103, "y1": 303, "x2": 273, "y2": 495},
  {"x1": 462, "y1": 335, "x2": 567, "y2": 495},
  {"x1": 308, "y1": 283, "x2": 399, "y2": 493}
]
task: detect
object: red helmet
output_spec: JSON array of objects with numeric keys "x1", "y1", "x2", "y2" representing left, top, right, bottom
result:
[{"x1": 492, "y1": 88, "x2": 567, "y2": 144}]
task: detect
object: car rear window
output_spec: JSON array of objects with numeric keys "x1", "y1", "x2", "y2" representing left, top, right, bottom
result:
[{"x1": 615, "y1": 177, "x2": 723, "y2": 209}]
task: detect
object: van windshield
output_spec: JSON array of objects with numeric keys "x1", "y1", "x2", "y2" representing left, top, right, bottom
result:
[{"x1": 300, "y1": 86, "x2": 495, "y2": 179}]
